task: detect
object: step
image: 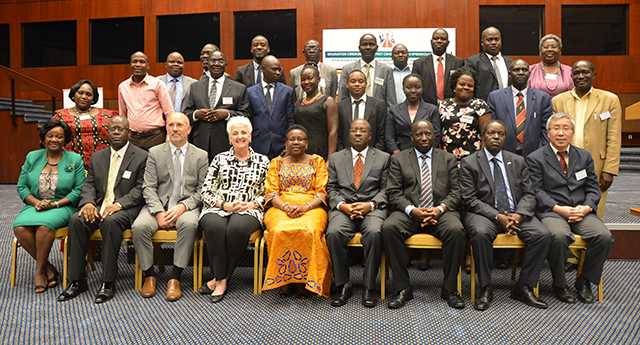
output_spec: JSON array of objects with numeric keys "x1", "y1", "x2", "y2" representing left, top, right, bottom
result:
[
  {"x1": 621, "y1": 147, "x2": 640, "y2": 156},
  {"x1": 0, "y1": 97, "x2": 35, "y2": 106},
  {"x1": 0, "y1": 102, "x2": 47, "y2": 112},
  {"x1": 620, "y1": 156, "x2": 640, "y2": 163},
  {"x1": 620, "y1": 164, "x2": 640, "y2": 172}
]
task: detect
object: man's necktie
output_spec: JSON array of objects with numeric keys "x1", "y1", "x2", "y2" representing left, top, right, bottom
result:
[
  {"x1": 100, "y1": 152, "x2": 120, "y2": 215},
  {"x1": 353, "y1": 99, "x2": 362, "y2": 121},
  {"x1": 168, "y1": 78, "x2": 177, "y2": 108},
  {"x1": 558, "y1": 151, "x2": 568, "y2": 176},
  {"x1": 353, "y1": 153, "x2": 364, "y2": 189},
  {"x1": 265, "y1": 84, "x2": 273, "y2": 113},
  {"x1": 363, "y1": 63, "x2": 373, "y2": 97},
  {"x1": 491, "y1": 56, "x2": 504, "y2": 89},
  {"x1": 492, "y1": 157, "x2": 509, "y2": 212},
  {"x1": 419, "y1": 154, "x2": 433, "y2": 208},
  {"x1": 209, "y1": 78, "x2": 218, "y2": 108},
  {"x1": 436, "y1": 56, "x2": 445, "y2": 100},
  {"x1": 256, "y1": 66, "x2": 262, "y2": 85},
  {"x1": 515, "y1": 92, "x2": 526, "y2": 144},
  {"x1": 169, "y1": 148, "x2": 183, "y2": 208}
]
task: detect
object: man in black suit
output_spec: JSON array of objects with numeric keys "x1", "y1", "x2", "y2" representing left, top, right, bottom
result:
[
  {"x1": 527, "y1": 112, "x2": 613, "y2": 304},
  {"x1": 58, "y1": 116, "x2": 148, "y2": 303},
  {"x1": 327, "y1": 119, "x2": 390, "y2": 308},
  {"x1": 183, "y1": 51, "x2": 249, "y2": 161},
  {"x1": 465, "y1": 27, "x2": 512, "y2": 100},
  {"x1": 412, "y1": 28, "x2": 464, "y2": 106},
  {"x1": 382, "y1": 120, "x2": 466, "y2": 310},
  {"x1": 460, "y1": 120, "x2": 551, "y2": 311},
  {"x1": 337, "y1": 69, "x2": 386, "y2": 151},
  {"x1": 487, "y1": 59, "x2": 552, "y2": 157},
  {"x1": 234, "y1": 35, "x2": 285, "y2": 87}
]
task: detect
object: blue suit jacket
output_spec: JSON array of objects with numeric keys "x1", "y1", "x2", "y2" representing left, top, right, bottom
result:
[
  {"x1": 487, "y1": 87, "x2": 552, "y2": 157},
  {"x1": 247, "y1": 82, "x2": 295, "y2": 158}
]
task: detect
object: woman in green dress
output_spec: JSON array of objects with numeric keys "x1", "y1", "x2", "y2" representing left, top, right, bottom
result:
[{"x1": 13, "y1": 120, "x2": 86, "y2": 293}]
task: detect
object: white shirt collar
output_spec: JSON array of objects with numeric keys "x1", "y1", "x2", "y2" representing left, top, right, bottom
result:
[
  {"x1": 483, "y1": 148, "x2": 504, "y2": 163},
  {"x1": 253, "y1": 60, "x2": 261, "y2": 70},
  {"x1": 350, "y1": 94, "x2": 367, "y2": 104},
  {"x1": 511, "y1": 86, "x2": 527, "y2": 97},
  {"x1": 110, "y1": 142, "x2": 129, "y2": 158},
  {"x1": 485, "y1": 52, "x2": 503, "y2": 61},
  {"x1": 393, "y1": 64, "x2": 410, "y2": 72},
  {"x1": 414, "y1": 147, "x2": 433, "y2": 160},
  {"x1": 169, "y1": 141, "x2": 189, "y2": 155},
  {"x1": 550, "y1": 143, "x2": 570, "y2": 155},
  {"x1": 361, "y1": 59, "x2": 376, "y2": 67},
  {"x1": 351, "y1": 146, "x2": 369, "y2": 159},
  {"x1": 261, "y1": 80, "x2": 275, "y2": 89},
  {"x1": 167, "y1": 74, "x2": 183, "y2": 82},
  {"x1": 432, "y1": 53, "x2": 446, "y2": 63}
]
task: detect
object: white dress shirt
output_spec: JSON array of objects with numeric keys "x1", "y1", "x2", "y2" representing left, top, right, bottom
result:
[
  {"x1": 350, "y1": 95, "x2": 367, "y2": 120},
  {"x1": 486, "y1": 52, "x2": 509, "y2": 88}
]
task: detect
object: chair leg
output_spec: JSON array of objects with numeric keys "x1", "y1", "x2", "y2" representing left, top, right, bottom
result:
[
  {"x1": 192, "y1": 240, "x2": 199, "y2": 293},
  {"x1": 598, "y1": 279, "x2": 604, "y2": 303},
  {"x1": 533, "y1": 282, "x2": 539, "y2": 298},
  {"x1": 258, "y1": 236, "x2": 266, "y2": 295},
  {"x1": 198, "y1": 239, "x2": 205, "y2": 292},
  {"x1": 10, "y1": 238, "x2": 18, "y2": 288},
  {"x1": 63, "y1": 236, "x2": 69, "y2": 289},
  {"x1": 135, "y1": 255, "x2": 141, "y2": 291},
  {"x1": 253, "y1": 235, "x2": 261, "y2": 295},
  {"x1": 470, "y1": 249, "x2": 476, "y2": 304},
  {"x1": 457, "y1": 266, "x2": 462, "y2": 297},
  {"x1": 380, "y1": 255, "x2": 386, "y2": 301}
]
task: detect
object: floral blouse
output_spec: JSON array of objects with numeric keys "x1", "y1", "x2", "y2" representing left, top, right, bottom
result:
[
  {"x1": 439, "y1": 98, "x2": 489, "y2": 159},
  {"x1": 200, "y1": 147, "x2": 270, "y2": 222}
]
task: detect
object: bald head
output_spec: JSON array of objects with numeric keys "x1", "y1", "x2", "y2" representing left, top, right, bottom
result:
[
  {"x1": 392, "y1": 44, "x2": 409, "y2": 69},
  {"x1": 349, "y1": 119, "x2": 372, "y2": 151},
  {"x1": 200, "y1": 43, "x2": 219, "y2": 71},
  {"x1": 261, "y1": 55, "x2": 282, "y2": 83},
  {"x1": 481, "y1": 26, "x2": 502, "y2": 56},
  {"x1": 166, "y1": 52, "x2": 184, "y2": 78},
  {"x1": 130, "y1": 51, "x2": 149, "y2": 79},
  {"x1": 303, "y1": 40, "x2": 321, "y2": 64},
  {"x1": 431, "y1": 28, "x2": 450, "y2": 56},
  {"x1": 108, "y1": 115, "x2": 130, "y2": 150}
]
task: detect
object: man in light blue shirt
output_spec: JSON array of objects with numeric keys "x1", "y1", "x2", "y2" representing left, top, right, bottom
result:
[{"x1": 389, "y1": 44, "x2": 411, "y2": 106}]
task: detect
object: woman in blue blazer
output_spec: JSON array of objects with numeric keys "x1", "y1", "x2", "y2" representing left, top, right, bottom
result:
[{"x1": 13, "y1": 120, "x2": 86, "y2": 293}]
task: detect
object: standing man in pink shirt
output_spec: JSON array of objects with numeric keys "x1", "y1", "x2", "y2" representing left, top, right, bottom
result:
[{"x1": 118, "y1": 51, "x2": 174, "y2": 150}]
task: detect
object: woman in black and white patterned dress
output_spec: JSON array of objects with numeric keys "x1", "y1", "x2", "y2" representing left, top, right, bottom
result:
[{"x1": 198, "y1": 116, "x2": 270, "y2": 303}]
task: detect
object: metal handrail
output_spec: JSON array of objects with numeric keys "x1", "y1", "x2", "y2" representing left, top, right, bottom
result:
[{"x1": 0, "y1": 65, "x2": 62, "y2": 123}]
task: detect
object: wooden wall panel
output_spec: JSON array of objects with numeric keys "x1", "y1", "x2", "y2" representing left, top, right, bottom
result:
[{"x1": 0, "y1": 112, "x2": 41, "y2": 183}]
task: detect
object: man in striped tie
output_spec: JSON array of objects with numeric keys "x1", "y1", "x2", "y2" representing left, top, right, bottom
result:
[{"x1": 382, "y1": 120, "x2": 466, "y2": 309}]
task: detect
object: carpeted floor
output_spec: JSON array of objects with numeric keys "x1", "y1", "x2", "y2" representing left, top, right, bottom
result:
[{"x1": 1, "y1": 185, "x2": 639, "y2": 344}]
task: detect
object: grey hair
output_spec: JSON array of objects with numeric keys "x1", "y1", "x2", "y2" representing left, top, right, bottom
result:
[
  {"x1": 546, "y1": 112, "x2": 575, "y2": 131},
  {"x1": 226, "y1": 116, "x2": 253, "y2": 135},
  {"x1": 539, "y1": 34, "x2": 563, "y2": 51}
]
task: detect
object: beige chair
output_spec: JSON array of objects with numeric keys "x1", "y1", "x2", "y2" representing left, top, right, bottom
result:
[
  {"x1": 133, "y1": 229, "x2": 199, "y2": 293},
  {"x1": 10, "y1": 227, "x2": 68, "y2": 288},
  {"x1": 195, "y1": 229, "x2": 262, "y2": 294}
]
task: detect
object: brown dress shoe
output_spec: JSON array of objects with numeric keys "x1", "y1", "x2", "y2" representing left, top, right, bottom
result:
[
  {"x1": 165, "y1": 279, "x2": 182, "y2": 302},
  {"x1": 140, "y1": 276, "x2": 157, "y2": 298}
]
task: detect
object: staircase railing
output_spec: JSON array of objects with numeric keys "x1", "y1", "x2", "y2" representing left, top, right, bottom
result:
[{"x1": 0, "y1": 65, "x2": 62, "y2": 123}]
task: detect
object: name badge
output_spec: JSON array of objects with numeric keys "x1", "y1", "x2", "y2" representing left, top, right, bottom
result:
[
  {"x1": 599, "y1": 111, "x2": 611, "y2": 120},
  {"x1": 374, "y1": 77, "x2": 385, "y2": 86},
  {"x1": 575, "y1": 169, "x2": 587, "y2": 181},
  {"x1": 122, "y1": 171, "x2": 132, "y2": 179},
  {"x1": 222, "y1": 97, "x2": 233, "y2": 105},
  {"x1": 544, "y1": 73, "x2": 558, "y2": 81},
  {"x1": 79, "y1": 114, "x2": 92, "y2": 121},
  {"x1": 460, "y1": 115, "x2": 474, "y2": 124}
]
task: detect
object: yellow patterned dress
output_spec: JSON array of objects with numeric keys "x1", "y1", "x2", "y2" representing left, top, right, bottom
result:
[{"x1": 262, "y1": 154, "x2": 331, "y2": 296}]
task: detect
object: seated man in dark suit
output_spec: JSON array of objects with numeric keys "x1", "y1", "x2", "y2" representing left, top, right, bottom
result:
[
  {"x1": 58, "y1": 116, "x2": 148, "y2": 303},
  {"x1": 382, "y1": 120, "x2": 466, "y2": 310},
  {"x1": 183, "y1": 51, "x2": 249, "y2": 162},
  {"x1": 247, "y1": 55, "x2": 295, "y2": 158},
  {"x1": 337, "y1": 70, "x2": 386, "y2": 151},
  {"x1": 487, "y1": 59, "x2": 552, "y2": 156},
  {"x1": 327, "y1": 119, "x2": 390, "y2": 308},
  {"x1": 461, "y1": 120, "x2": 551, "y2": 311},
  {"x1": 235, "y1": 35, "x2": 285, "y2": 87},
  {"x1": 527, "y1": 112, "x2": 613, "y2": 304}
]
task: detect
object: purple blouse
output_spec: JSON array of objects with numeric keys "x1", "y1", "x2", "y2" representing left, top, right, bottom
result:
[{"x1": 528, "y1": 62, "x2": 574, "y2": 97}]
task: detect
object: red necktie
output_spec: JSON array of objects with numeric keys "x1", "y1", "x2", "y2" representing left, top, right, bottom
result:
[
  {"x1": 558, "y1": 151, "x2": 568, "y2": 176},
  {"x1": 515, "y1": 92, "x2": 526, "y2": 144},
  {"x1": 353, "y1": 153, "x2": 364, "y2": 189},
  {"x1": 436, "y1": 57, "x2": 445, "y2": 100}
]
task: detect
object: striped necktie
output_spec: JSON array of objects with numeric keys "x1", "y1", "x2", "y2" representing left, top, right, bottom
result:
[
  {"x1": 515, "y1": 92, "x2": 526, "y2": 144},
  {"x1": 419, "y1": 154, "x2": 433, "y2": 208}
]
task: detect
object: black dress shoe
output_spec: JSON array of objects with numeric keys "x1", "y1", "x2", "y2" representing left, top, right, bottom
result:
[
  {"x1": 330, "y1": 282, "x2": 352, "y2": 307},
  {"x1": 474, "y1": 287, "x2": 493, "y2": 311},
  {"x1": 575, "y1": 280, "x2": 595, "y2": 304},
  {"x1": 553, "y1": 286, "x2": 577, "y2": 304},
  {"x1": 57, "y1": 280, "x2": 88, "y2": 302},
  {"x1": 441, "y1": 292, "x2": 465, "y2": 309},
  {"x1": 209, "y1": 290, "x2": 227, "y2": 303},
  {"x1": 510, "y1": 286, "x2": 548, "y2": 309},
  {"x1": 388, "y1": 288, "x2": 413, "y2": 309},
  {"x1": 94, "y1": 282, "x2": 115, "y2": 304},
  {"x1": 198, "y1": 284, "x2": 214, "y2": 295},
  {"x1": 361, "y1": 290, "x2": 377, "y2": 308}
]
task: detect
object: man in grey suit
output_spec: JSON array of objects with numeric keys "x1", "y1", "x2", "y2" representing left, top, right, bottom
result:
[
  {"x1": 382, "y1": 120, "x2": 466, "y2": 310},
  {"x1": 487, "y1": 59, "x2": 552, "y2": 156},
  {"x1": 465, "y1": 27, "x2": 512, "y2": 101},
  {"x1": 289, "y1": 40, "x2": 338, "y2": 101},
  {"x1": 338, "y1": 33, "x2": 392, "y2": 105},
  {"x1": 235, "y1": 35, "x2": 285, "y2": 87},
  {"x1": 157, "y1": 52, "x2": 197, "y2": 112},
  {"x1": 327, "y1": 119, "x2": 390, "y2": 308},
  {"x1": 527, "y1": 113, "x2": 613, "y2": 304},
  {"x1": 132, "y1": 112, "x2": 209, "y2": 302},
  {"x1": 461, "y1": 120, "x2": 551, "y2": 311},
  {"x1": 183, "y1": 51, "x2": 249, "y2": 162},
  {"x1": 412, "y1": 28, "x2": 464, "y2": 106},
  {"x1": 59, "y1": 116, "x2": 148, "y2": 304}
]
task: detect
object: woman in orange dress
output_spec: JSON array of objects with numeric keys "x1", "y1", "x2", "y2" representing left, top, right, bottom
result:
[{"x1": 262, "y1": 125, "x2": 331, "y2": 297}]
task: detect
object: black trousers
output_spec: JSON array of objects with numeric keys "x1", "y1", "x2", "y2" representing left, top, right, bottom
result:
[
  {"x1": 67, "y1": 207, "x2": 138, "y2": 282},
  {"x1": 326, "y1": 209, "x2": 384, "y2": 291},
  {"x1": 382, "y1": 211, "x2": 466, "y2": 295},
  {"x1": 465, "y1": 212, "x2": 551, "y2": 291},
  {"x1": 199, "y1": 213, "x2": 260, "y2": 281}
]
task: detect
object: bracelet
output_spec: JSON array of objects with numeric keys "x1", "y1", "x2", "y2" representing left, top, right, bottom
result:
[
  {"x1": 305, "y1": 202, "x2": 312, "y2": 210},
  {"x1": 54, "y1": 201, "x2": 60, "y2": 208}
]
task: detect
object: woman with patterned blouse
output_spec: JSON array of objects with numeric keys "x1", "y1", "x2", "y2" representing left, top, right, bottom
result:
[
  {"x1": 262, "y1": 125, "x2": 331, "y2": 297},
  {"x1": 198, "y1": 116, "x2": 270, "y2": 303},
  {"x1": 53, "y1": 79, "x2": 118, "y2": 167},
  {"x1": 439, "y1": 68, "x2": 492, "y2": 159}
]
